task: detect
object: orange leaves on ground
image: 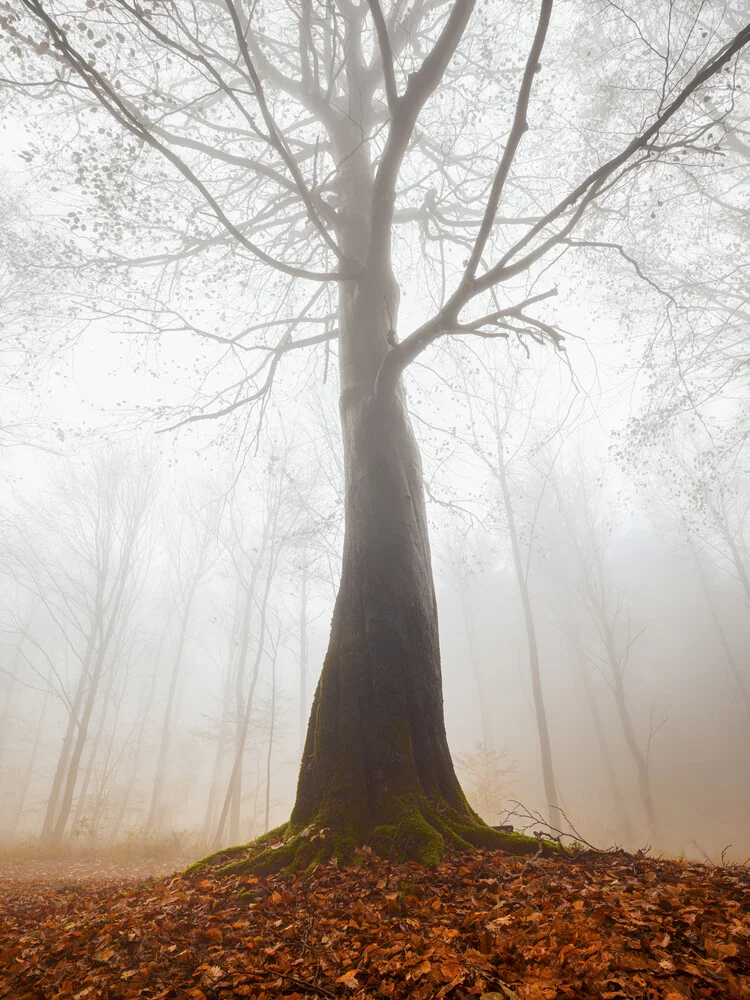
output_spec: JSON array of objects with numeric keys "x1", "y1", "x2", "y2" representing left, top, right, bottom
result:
[{"x1": 0, "y1": 849, "x2": 748, "y2": 999}]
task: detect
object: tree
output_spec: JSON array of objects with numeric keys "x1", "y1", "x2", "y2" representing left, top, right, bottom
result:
[
  {"x1": 550, "y1": 460, "x2": 659, "y2": 837},
  {"x1": 144, "y1": 494, "x2": 217, "y2": 838},
  {"x1": 5, "y1": 0, "x2": 750, "y2": 866},
  {"x1": 451, "y1": 354, "x2": 569, "y2": 826},
  {"x1": 6, "y1": 448, "x2": 156, "y2": 844}
]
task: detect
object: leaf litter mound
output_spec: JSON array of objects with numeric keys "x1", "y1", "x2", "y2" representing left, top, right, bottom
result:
[{"x1": 0, "y1": 847, "x2": 748, "y2": 1000}]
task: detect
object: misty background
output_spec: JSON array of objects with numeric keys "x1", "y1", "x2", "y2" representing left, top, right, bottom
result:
[{"x1": 0, "y1": 1, "x2": 749, "y2": 861}]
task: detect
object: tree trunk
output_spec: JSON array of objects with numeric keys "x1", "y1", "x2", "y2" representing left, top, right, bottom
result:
[
  {"x1": 228, "y1": 585, "x2": 254, "y2": 844},
  {"x1": 298, "y1": 560, "x2": 309, "y2": 755},
  {"x1": 287, "y1": 371, "x2": 485, "y2": 866},
  {"x1": 144, "y1": 579, "x2": 199, "y2": 838},
  {"x1": 0, "y1": 647, "x2": 20, "y2": 768},
  {"x1": 272, "y1": 264, "x2": 489, "y2": 867},
  {"x1": 689, "y1": 538, "x2": 750, "y2": 718},
  {"x1": 569, "y1": 630, "x2": 634, "y2": 842},
  {"x1": 601, "y1": 622, "x2": 658, "y2": 837},
  {"x1": 217, "y1": 537, "x2": 279, "y2": 844},
  {"x1": 51, "y1": 642, "x2": 107, "y2": 844},
  {"x1": 457, "y1": 583, "x2": 494, "y2": 752},
  {"x1": 40, "y1": 642, "x2": 92, "y2": 841},
  {"x1": 71, "y1": 651, "x2": 119, "y2": 836},
  {"x1": 109, "y1": 633, "x2": 164, "y2": 841},
  {"x1": 222, "y1": 149, "x2": 540, "y2": 875},
  {"x1": 8, "y1": 689, "x2": 50, "y2": 840},
  {"x1": 496, "y1": 448, "x2": 561, "y2": 828},
  {"x1": 264, "y1": 639, "x2": 277, "y2": 834},
  {"x1": 202, "y1": 675, "x2": 232, "y2": 846}
]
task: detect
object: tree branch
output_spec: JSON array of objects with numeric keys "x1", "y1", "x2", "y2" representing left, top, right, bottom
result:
[
  {"x1": 369, "y1": 0, "x2": 475, "y2": 263},
  {"x1": 471, "y1": 19, "x2": 750, "y2": 296},
  {"x1": 222, "y1": 0, "x2": 344, "y2": 259},
  {"x1": 374, "y1": 15, "x2": 750, "y2": 396},
  {"x1": 365, "y1": 0, "x2": 399, "y2": 112},
  {"x1": 458, "y1": 0, "x2": 553, "y2": 287},
  {"x1": 20, "y1": 0, "x2": 352, "y2": 283}
]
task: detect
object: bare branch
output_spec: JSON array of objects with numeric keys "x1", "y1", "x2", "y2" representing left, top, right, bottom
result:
[
  {"x1": 375, "y1": 17, "x2": 750, "y2": 396},
  {"x1": 458, "y1": 0, "x2": 553, "y2": 287},
  {"x1": 365, "y1": 0, "x2": 399, "y2": 112},
  {"x1": 472, "y1": 20, "x2": 750, "y2": 295},
  {"x1": 20, "y1": 0, "x2": 352, "y2": 283},
  {"x1": 222, "y1": 0, "x2": 344, "y2": 258},
  {"x1": 369, "y1": 0, "x2": 475, "y2": 262}
]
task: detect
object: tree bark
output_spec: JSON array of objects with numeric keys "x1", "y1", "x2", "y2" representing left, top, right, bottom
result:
[{"x1": 290, "y1": 378, "x2": 473, "y2": 861}]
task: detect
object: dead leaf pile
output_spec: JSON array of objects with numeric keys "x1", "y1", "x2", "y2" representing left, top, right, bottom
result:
[{"x1": 0, "y1": 848, "x2": 748, "y2": 999}]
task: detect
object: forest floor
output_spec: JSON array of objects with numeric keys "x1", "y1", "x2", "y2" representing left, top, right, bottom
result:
[
  {"x1": 0, "y1": 846, "x2": 747, "y2": 1000},
  {"x1": 0, "y1": 854, "x2": 195, "y2": 885}
]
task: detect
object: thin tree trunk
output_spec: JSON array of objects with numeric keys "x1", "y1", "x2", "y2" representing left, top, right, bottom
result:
[
  {"x1": 553, "y1": 472, "x2": 657, "y2": 837},
  {"x1": 689, "y1": 539, "x2": 750, "y2": 717},
  {"x1": 298, "y1": 560, "x2": 309, "y2": 755},
  {"x1": 217, "y1": 538, "x2": 279, "y2": 844},
  {"x1": 707, "y1": 493, "x2": 750, "y2": 605},
  {"x1": 569, "y1": 630, "x2": 634, "y2": 842},
  {"x1": 51, "y1": 638, "x2": 108, "y2": 843},
  {"x1": 53, "y1": 555, "x2": 134, "y2": 843},
  {"x1": 202, "y1": 675, "x2": 232, "y2": 846},
  {"x1": 90, "y1": 667, "x2": 131, "y2": 841},
  {"x1": 457, "y1": 582, "x2": 494, "y2": 752},
  {"x1": 496, "y1": 446, "x2": 560, "y2": 826},
  {"x1": 41, "y1": 642, "x2": 93, "y2": 841},
  {"x1": 9, "y1": 690, "x2": 51, "y2": 840},
  {"x1": 226, "y1": 518, "x2": 273, "y2": 842},
  {"x1": 599, "y1": 615, "x2": 657, "y2": 836},
  {"x1": 0, "y1": 647, "x2": 21, "y2": 767},
  {"x1": 229, "y1": 584, "x2": 254, "y2": 844},
  {"x1": 109, "y1": 633, "x2": 164, "y2": 841},
  {"x1": 144, "y1": 578, "x2": 200, "y2": 837},
  {"x1": 202, "y1": 599, "x2": 242, "y2": 845},
  {"x1": 71, "y1": 655, "x2": 118, "y2": 835},
  {"x1": 264, "y1": 641, "x2": 278, "y2": 834}
]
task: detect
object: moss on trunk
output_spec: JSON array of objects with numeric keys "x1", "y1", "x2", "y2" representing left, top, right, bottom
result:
[{"x1": 210, "y1": 795, "x2": 559, "y2": 878}]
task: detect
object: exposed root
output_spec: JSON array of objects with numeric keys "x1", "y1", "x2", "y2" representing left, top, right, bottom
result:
[
  {"x1": 183, "y1": 841, "x2": 258, "y2": 875},
  {"x1": 212, "y1": 798, "x2": 562, "y2": 879}
]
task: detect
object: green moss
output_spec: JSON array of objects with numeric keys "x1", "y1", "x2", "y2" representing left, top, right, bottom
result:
[
  {"x1": 221, "y1": 839, "x2": 298, "y2": 877},
  {"x1": 184, "y1": 841, "x2": 253, "y2": 875},
  {"x1": 332, "y1": 831, "x2": 357, "y2": 865},
  {"x1": 252, "y1": 823, "x2": 289, "y2": 847},
  {"x1": 370, "y1": 797, "x2": 444, "y2": 866}
]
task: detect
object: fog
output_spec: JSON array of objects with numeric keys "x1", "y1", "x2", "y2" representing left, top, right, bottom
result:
[
  {"x1": 0, "y1": 1, "x2": 748, "y2": 863},
  {"x1": 2, "y1": 381, "x2": 748, "y2": 860}
]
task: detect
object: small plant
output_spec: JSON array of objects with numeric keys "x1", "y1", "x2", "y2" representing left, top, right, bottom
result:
[{"x1": 455, "y1": 742, "x2": 516, "y2": 824}]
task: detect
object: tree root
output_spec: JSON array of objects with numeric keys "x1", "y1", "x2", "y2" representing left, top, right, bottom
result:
[{"x1": 210, "y1": 797, "x2": 562, "y2": 878}]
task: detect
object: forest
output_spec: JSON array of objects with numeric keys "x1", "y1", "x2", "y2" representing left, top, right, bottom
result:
[{"x1": 0, "y1": 1, "x2": 749, "y2": 998}]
